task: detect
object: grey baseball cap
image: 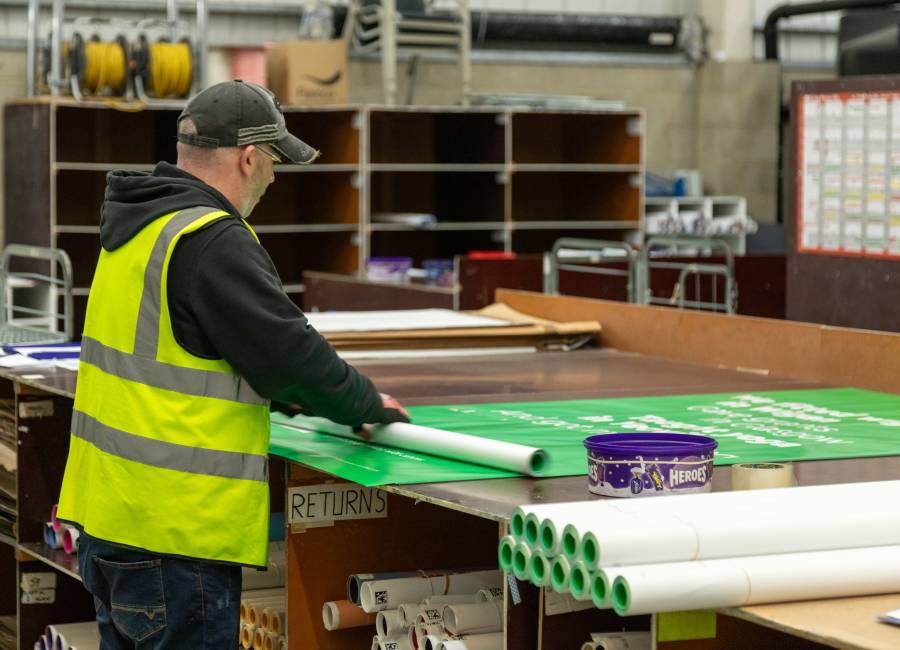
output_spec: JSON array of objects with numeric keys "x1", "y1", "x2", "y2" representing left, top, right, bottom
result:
[{"x1": 177, "y1": 80, "x2": 320, "y2": 164}]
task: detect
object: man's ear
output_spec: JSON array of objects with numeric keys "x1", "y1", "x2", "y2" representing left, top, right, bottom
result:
[{"x1": 238, "y1": 145, "x2": 255, "y2": 178}]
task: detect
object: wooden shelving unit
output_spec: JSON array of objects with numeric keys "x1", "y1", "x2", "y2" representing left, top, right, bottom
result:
[{"x1": 5, "y1": 99, "x2": 643, "y2": 334}]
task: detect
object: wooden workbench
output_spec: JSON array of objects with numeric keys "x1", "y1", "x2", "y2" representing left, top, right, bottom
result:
[{"x1": 2, "y1": 291, "x2": 900, "y2": 649}]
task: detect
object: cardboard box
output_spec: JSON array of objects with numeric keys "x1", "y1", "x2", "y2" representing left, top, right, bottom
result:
[{"x1": 266, "y1": 40, "x2": 349, "y2": 106}]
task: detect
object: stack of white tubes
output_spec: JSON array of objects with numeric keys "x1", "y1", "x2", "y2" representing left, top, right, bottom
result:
[
  {"x1": 322, "y1": 569, "x2": 505, "y2": 650},
  {"x1": 239, "y1": 543, "x2": 288, "y2": 650},
  {"x1": 499, "y1": 480, "x2": 900, "y2": 616},
  {"x1": 34, "y1": 622, "x2": 99, "y2": 650},
  {"x1": 239, "y1": 588, "x2": 286, "y2": 650}
]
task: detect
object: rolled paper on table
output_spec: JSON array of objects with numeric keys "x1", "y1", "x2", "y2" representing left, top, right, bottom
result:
[
  {"x1": 442, "y1": 602, "x2": 502, "y2": 635},
  {"x1": 359, "y1": 570, "x2": 501, "y2": 612},
  {"x1": 518, "y1": 481, "x2": 900, "y2": 552},
  {"x1": 62, "y1": 528, "x2": 79, "y2": 555},
  {"x1": 439, "y1": 633, "x2": 504, "y2": 650},
  {"x1": 279, "y1": 416, "x2": 549, "y2": 477},
  {"x1": 376, "y1": 609, "x2": 406, "y2": 640},
  {"x1": 322, "y1": 599, "x2": 377, "y2": 631},
  {"x1": 583, "y1": 631, "x2": 651, "y2": 650},
  {"x1": 263, "y1": 631, "x2": 279, "y2": 650},
  {"x1": 43, "y1": 522, "x2": 64, "y2": 550},
  {"x1": 579, "y1": 501, "x2": 900, "y2": 569},
  {"x1": 347, "y1": 572, "x2": 422, "y2": 606},
  {"x1": 612, "y1": 544, "x2": 900, "y2": 616},
  {"x1": 731, "y1": 463, "x2": 796, "y2": 491}
]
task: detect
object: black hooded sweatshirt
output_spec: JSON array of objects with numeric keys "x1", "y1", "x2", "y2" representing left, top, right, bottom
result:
[{"x1": 100, "y1": 161, "x2": 405, "y2": 427}]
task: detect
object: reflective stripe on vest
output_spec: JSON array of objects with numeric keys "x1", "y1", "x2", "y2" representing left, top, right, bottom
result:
[{"x1": 56, "y1": 206, "x2": 271, "y2": 567}]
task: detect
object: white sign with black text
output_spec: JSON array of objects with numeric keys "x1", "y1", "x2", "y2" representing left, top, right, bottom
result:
[{"x1": 288, "y1": 484, "x2": 388, "y2": 525}]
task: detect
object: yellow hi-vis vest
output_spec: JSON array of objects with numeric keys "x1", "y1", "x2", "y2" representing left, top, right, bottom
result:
[{"x1": 57, "y1": 207, "x2": 271, "y2": 567}]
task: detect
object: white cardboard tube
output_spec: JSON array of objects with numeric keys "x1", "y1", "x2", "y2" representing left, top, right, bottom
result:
[
  {"x1": 379, "y1": 637, "x2": 412, "y2": 650},
  {"x1": 376, "y1": 609, "x2": 406, "y2": 640},
  {"x1": 511, "y1": 542, "x2": 532, "y2": 581},
  {"x1": 321, "y1": 600, "x2": 376, "y2": 631},
  {"x1": 240, "y1": 623, "x2": 254, "y2": 649},
  {"x1": 280, "y1": 417, "x2": 548, "y2": 477},
  {"x1": 550, "y1": 555, "x2": 572, "y2": 594},
  {"x1": 442, "y1": 602, "x2": 501, "y2": 635},
  {"x1": 584, "y1": 504, "x2": 900, "y2": 568},
  {"x1": 439, "y1": 633, "x2": 504, "y2": 650},
  {"x1": 398, "y1": 603, "x2": 421, "y2": 628},
  {"x1": 423, "y1": 594, "x2": 479, "y2": 606},
  {"x1": 417, "y1": 625, "x2": 444, "y2": 650},
  {"x1": 360, "y1": 571, "x2": 501, "y2": 613},
  {"x1": 47, "y1": 623, "x2": 97, "y2": 650},
  {"x1": 62, "y1": 528, "x2": 79, "y2": 555},
  {"x1": 475, "y1": 588, "x2": 502, "y2": 603},
  {"x1": 613, "y1": 544, "x2": 900, "y2": 615}
]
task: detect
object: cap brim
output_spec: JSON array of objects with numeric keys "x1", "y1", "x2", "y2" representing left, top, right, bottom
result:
[{"x1": 272, "y1": 132, "x2": 320, "y2": 165}]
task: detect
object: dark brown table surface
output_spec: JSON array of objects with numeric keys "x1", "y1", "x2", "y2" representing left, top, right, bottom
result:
[{"x1": 7, "y1": 349, "x2": 898, "y2": 522}]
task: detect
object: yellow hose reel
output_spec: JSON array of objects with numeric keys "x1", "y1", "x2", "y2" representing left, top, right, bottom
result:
[
  {"x1": 68, "y1": 33, "x2": 129, "y2": 96},
  {"x1": 133, "y1": 36, "x2": 193, "y2": 99}
]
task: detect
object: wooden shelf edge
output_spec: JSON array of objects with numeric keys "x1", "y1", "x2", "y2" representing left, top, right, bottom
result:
[{"x1": 18, "y1": 543, "x2": 81, "y2": 582}]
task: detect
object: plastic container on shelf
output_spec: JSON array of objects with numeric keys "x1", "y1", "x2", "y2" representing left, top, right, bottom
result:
[{"x1": 366, "y1": 257, "x2": 412, "y2": 283}]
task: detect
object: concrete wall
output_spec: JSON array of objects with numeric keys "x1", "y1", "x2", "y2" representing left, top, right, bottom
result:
[
  {"x1": 349, "y1": 57, "x2": 699, "y2": 177},
  {"x1": 347, "y1": 56, "x2": 781, "y2": 222}
]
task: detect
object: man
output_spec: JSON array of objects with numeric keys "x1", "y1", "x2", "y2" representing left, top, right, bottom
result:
[{"x1": 56, "y1": 80, "x2": 409, "y2": 648}]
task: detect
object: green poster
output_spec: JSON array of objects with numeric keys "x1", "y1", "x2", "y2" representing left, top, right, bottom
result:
[{"x1": 269, "y1": 388, "x2": 900, "y2": 486}]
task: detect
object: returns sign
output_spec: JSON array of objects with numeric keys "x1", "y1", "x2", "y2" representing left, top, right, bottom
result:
[{"x1": 288, "y1": 484, "x2": 388, "y2": 525}]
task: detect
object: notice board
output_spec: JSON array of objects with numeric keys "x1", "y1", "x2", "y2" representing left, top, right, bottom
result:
[
  {"x1": 797, "y1": 90, "x2": 900, "y2": 256},
  {"x1": 787, "y1": 76, "x2": 900, "y2": 332}
]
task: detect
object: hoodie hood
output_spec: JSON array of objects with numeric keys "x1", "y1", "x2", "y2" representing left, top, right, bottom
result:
[{"x1": 100, "y1": 162, "x2": 241, "y2": 251}]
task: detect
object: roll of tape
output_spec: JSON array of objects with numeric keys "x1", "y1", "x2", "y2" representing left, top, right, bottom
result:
[{"x1": 731, "y1": 463, "x2": 796, "y2": 491}]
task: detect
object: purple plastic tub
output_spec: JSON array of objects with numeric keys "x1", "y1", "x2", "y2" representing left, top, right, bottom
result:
[{"x1": 584, "y1": 433, "x2": 718, "y2": 498}]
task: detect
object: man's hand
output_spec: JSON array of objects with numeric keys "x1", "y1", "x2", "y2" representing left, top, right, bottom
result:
[{"x1": 354, "y1": 393, "x2": 410, "y2": 440}]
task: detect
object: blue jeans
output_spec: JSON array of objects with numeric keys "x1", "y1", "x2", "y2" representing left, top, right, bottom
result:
[{"x1": 78, "y1": 532, "x2": 241, "y2": 649}]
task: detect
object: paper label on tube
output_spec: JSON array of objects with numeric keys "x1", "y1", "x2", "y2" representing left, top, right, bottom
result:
[
  {"x1": 21, "y1": 588, "x2": 55, "y2": 604},
  {"x1": 288, "y1": 484, "x2": 388, "y2": 524},
  {"x1": 20, "y1": 572, "x2": 56, "y2": 593}
]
